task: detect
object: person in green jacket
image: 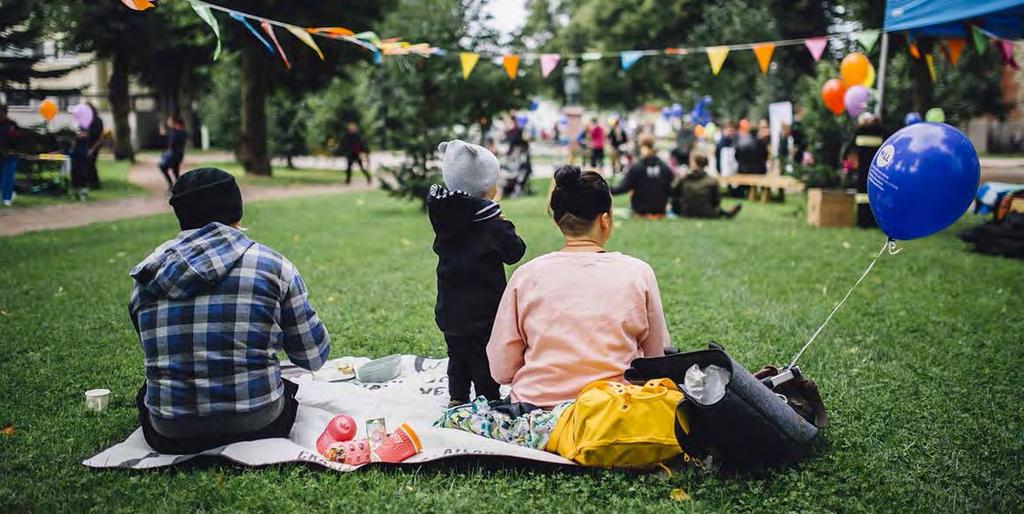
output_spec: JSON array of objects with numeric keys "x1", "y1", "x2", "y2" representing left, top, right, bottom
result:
[{"x1": 671, "y1": 155, "x2": 741, "y2": 219}]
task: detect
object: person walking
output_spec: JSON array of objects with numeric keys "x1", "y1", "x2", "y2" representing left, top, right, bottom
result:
[
  {"x1": 157, "y1": 115, "x2": 188, "y2": 190},
  {"x1": 86, "y1": 102, "x2": 104, "y2": 189},
  {"x1": 0, "y1": 104, "x2": 20, "y2": 206},
  {"x1": 588, "y1": 117, "x2": 605, "y2": 172},
  {"x1": 608, "y1": 118, "x2": 629, "y2": 175},
  {"x1": 339, "y1": 121, "x2": 371, "y2": 185}
]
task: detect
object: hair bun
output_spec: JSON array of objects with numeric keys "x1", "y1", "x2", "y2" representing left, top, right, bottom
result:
[{"x1": 553, "y1": 165, "x2": 582, "y2": 188}]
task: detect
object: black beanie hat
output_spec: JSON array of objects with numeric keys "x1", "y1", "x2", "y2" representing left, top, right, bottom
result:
[{"x1": 168, "y1": 167, "x2": 243, "y2": 230}]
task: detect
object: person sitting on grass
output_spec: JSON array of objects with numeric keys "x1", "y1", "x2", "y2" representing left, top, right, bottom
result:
[
  {"x1": 611, "y1": 134, "x2": 674, "y2": 218},
  {"x1": 487, "y1": 165, "x2": 669, "y2": 408},
  {"x1": 671, "y1": 155, "x2": 742, "y2": 219},
  {"x1": 128, "y1": 167, "x2": 330, "y2": 454}
]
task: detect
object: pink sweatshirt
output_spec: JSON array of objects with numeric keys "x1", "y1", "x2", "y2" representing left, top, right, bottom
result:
[{"x1": 487, "y1": 251, "x2": 669, "y2": 407}]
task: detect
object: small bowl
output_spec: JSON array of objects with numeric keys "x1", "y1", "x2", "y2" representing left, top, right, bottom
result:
[{"x1": 84, "y1": 389, "x2": 111, "y2": 412}]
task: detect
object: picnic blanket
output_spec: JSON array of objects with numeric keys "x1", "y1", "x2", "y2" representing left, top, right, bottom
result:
[{"x1": 83, "y1": 355, "x2": 574, "y2": 471}]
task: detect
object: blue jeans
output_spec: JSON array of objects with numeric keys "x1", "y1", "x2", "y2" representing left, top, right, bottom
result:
[{"x1": 1, "y1": 156, "x2": 16, "y2": 203}]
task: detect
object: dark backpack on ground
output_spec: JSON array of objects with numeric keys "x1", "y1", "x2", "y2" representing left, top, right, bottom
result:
[{"x1": 626, "y1": 342, "x2": 825, "y2": 472}]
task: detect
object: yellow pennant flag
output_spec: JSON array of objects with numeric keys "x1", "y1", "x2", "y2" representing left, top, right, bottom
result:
[
  {"x1": 752, "y1": 43, "x2": 775, "y2": 74},
  {"x1": 503, "y1": 55, "x2": 520, "y2": 80},
  {"x1": 460, "y1": 52, "x2": 480, "y2": 79},
  {"x1": 706, "y1": 46, "x2": 729, "y2": 76},
  {"x1": 925, "y1": 54, "x2": 936, "y2": 82},
  {"x1": 286, "y1": 26, "x2": 324, "y2": 60}
]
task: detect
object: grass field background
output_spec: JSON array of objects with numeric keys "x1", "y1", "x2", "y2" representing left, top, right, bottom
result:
[{"x1": 0, "y1": 184, "x2": 1021, "y2": 512}]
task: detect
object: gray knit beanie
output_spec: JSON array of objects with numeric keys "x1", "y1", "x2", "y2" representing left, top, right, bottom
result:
[{"x1": 438, "y1": 139, "x2": 500, "y2": 198}]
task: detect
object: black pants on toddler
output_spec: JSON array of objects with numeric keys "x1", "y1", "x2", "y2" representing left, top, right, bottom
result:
[{"x1": 445, "y1": 333, "x2": 500, "y2": 404}]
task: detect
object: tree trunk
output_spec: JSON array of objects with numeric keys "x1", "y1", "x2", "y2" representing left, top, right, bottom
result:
[
  {"x1": 179, "y1": 69, "x2": 196, "y2": 149},
  {"x1": 238, "y1": 47, "x2": 271, "y2": 176},
  {"x1": 108, "y1": 52, "x2": 135, "y2": 162}
]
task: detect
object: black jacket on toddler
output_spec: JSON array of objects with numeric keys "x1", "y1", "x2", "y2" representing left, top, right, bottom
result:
[{"x1": 427, "y1": 185, "x2": 526, "y2": 337}]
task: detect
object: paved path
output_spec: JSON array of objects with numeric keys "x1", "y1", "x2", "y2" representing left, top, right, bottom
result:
[{"x1": 0, "y1": 155, "x2": 373, "y2": 238}]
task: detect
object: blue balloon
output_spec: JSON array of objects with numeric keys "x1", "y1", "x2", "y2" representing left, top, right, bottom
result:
[
  {"x1": 868, "y1": 123, "x2": 979, "y2": 240},
  {"x1": 515, "y1": 114, "x2": 528, "y2": 126},
  {"x1": 661, "y1": 107, "x2": 671, "y2": 119},
  {"x1": 528, "y1": 100, "x2": 539, "y2": 112},
  {"x1": 904, "y1": 112, "x2": 922, "y2": 126},
  {"x1": 671, "y1": 103, "x2": 683, "y2": 117}
]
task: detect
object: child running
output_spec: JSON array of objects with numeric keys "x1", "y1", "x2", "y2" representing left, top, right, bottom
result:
[{"x1": 428, "y1": 140, "x2": 527, "y2": 407}]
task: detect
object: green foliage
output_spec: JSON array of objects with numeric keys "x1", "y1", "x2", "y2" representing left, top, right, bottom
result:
[
  {"x1": 303, "y1": 77, "x2": 364, "y2": 155},
  {"x1": 267, "y1": 90, "x2": 309, "y2": 167},
  {"x1": 198, "y1": 56, "x2": 242, "y2": 150},
  {"x1": 0, "y1": 0, "x2": 75, "y2": 91},
  {"x1": 1, "y1": 189, "x2": 1023, "y2": 512},
  {"x1": 362, "y1": 0, "x2": 533, "y2": 208}
]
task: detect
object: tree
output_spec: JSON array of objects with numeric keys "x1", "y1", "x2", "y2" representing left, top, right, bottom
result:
[
  {"x1": 359, "y1": 0, "x2": 534, "y2": 208},
  {"x1": 0, "y1": 0, "x2": 78, "y2": 96}
]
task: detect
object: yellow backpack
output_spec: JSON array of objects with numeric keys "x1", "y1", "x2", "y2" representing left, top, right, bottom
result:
[{"x1": 546, "y1": 378, "x2": 687, "y2": 468}]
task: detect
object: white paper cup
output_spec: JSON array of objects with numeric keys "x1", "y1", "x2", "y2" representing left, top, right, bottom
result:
[{"x1": 84, "y1": 389, "x2": 111, "y2": 412}]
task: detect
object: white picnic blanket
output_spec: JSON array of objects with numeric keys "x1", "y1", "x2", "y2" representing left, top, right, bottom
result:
[{"x1": 83, "y1": 355, "x2": 574, "y2": 471}]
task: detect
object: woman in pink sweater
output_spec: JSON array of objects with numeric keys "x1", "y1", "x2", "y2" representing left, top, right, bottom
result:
[{"x1": 487, "y1": 166, "x2": 670, "y2": 408}]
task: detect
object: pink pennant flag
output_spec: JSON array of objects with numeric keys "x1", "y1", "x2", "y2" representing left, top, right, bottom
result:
[
  {"x1": 805, "y1": 37, "x2": 827, "y2": 62},
  {"x1": 261, "y1": 22, "x2": 291, "y2": 69},
  {"x1": 998, "y1": 40, "x2": 1020, "y2": 70},
  {"x1": 540, "y1": 54, "x2": 560, "y2": 78}
]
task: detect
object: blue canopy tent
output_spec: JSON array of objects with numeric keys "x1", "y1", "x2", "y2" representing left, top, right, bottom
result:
[{"x1": 875, "y1": 0, "x2": 1024, "y2": 115}]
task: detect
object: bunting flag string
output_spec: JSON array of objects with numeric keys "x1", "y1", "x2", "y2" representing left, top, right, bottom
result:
[
  {"x1": 121, "y1": 0, "x2": 155, "y2": 10},
  {"x1": 925, "y1": 54, "x2": 936, "y2": 82},
  {"x1": 286, "y1": 26, "x2": 325, "y2": 60},
  {"x1": 752, "y1": 43, "x2": 775, "y2": 74},
  {"x1": 971, "y1": 25, "x2": 989, "y2": 54},
  {"x1": 805, "y1": 37, "x2": 828, "y2": 62},
  {"x1": 620, "y1": 50, "x2": 644, "y2": 70},
  {"x1": 945, "y1": 38, "x2": 965, "y2": 65},
  {"x1": 858, "y1": 30, "x2": 880, "y2": 53},
  {"x1": 706, "y1": 46, "x2": 729, "y2": 76},
  {"x1": 231, "y1": 13, "x2": 274, "y2": 55},
  {"x1": 998, "y1": 40, "x2": 1020, "y2": 69}
]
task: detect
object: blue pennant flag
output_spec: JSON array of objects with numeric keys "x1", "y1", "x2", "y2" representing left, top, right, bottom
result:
[
  {"x1": 230, "y1": 12, "x2": 274, "y2": 54},
  {"x1": 620, "y1": 51, "x2": 644, "y2": 70}
]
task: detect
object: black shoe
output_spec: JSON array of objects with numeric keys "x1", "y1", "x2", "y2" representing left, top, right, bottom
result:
[{"x1": 724, "y1": 204, "x2": 742, "y2": 218}]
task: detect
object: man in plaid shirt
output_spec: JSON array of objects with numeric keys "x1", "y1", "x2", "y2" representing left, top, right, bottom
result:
[{"x1": 129, "y1": 168, "x2": 330, "y2": 454}]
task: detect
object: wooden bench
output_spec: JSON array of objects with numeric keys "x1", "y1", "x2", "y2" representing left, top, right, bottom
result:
[{"x1": 717, "y1": 174, "x2": 805, "y2": 202}]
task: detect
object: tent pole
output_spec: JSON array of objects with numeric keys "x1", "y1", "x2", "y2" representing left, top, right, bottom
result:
[{"x1": 875, "y1": 31, "x2": 890, "y2": 119}]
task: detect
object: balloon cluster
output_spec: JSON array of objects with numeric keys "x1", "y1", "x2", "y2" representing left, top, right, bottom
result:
[
  {"x1": 820, "y1": 53, "x2": 876, "y2": 117},
  {"x1": 661, "y1": 103, "x2": 685, "y2": 120}
]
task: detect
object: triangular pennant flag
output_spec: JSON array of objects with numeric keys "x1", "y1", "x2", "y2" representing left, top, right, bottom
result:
[
  {"x1": 620, "y1": 51, "x2": 644, "y2": 70},
  {"x1": 503, "y1": 55, "x2": 520, "y2": 79},
  {"x1": 665, "y1": 48, "x2": 688, "y2": 55},
  {"x1": 120, "y1": 0, "x2": 154, "y2": 10},
  {"x1": 908, "y1": 42, "x2": 921, "y2": 59},
  {"x1": 998, "y1": 40, "x2": 1020, "y2": 69},
  {"x1": 805, "y1": 37, "x2": 827, "y2": 62},
  {"x1": 230, "y1": 13, "x2": 274, "y2": 54},
  {"x1": 354, "y1": 31, "x2": 383, "y2": 47},
  {"x1": 191, "y1": 4, "x2": 221, "y2": 61},
  {"x1": 261, "y1": 22, "x2": 291, "y2": 69},
  {"x1": 459, "y1": 52, "x2": 479, "y2": 79},
  {"x1": 706, "y1": 46, "x2": 729, "y2": 75},
  {"x1": 581, "y1": 52, "x2": 602, "y2": 61},
  {"x1": 752, "y1": 43, "x2": 775, "y2": 74},
  {"x1": 310, "y1": 27, "x2": 355, "y2": 38},
  {"x1": 858, "y1": 30, "x2": 880, "y2": 53},
  {"x1": 286, "y1": 26, "x2": 324, "y2": 60},
  {"x1": 925, "y1": 54, "x2": 936, "y2": 82},
  {"x1": 971, "y1": 25, "x2": 988, "y2": 54},
  {"x1": 945, "y1": 38, "x2": 965, "y2": 65},
  {"x1": 540, "y1": 54, "x2": 560, "y2": 78}
]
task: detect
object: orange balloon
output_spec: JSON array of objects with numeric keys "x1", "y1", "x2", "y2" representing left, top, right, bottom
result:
[
  {"x1": 38, "y1": 100, "x2": 57, "y2": 121},
  {"x1": 694, "y1": 125, "x2": 705, "y2": 138},
  {"x1": 840, "y1": 53, "x2": 870, "y2": 87},
  {"x1": 821, "y1": 79, "x2": 846, "y2": 115}
]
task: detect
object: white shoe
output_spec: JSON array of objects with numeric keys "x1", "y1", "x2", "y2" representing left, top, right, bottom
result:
[{"x1": 2, "y1": 200, "x2": 11, "y2": 207}]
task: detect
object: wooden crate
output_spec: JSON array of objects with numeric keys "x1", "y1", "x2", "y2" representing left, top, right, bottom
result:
[{"x1": 807, "y1": 188, "x2": 855, "y2": 227}]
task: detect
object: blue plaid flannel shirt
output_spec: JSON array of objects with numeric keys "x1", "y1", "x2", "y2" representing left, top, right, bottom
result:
[{"x1": 129, "y1": 223, "x2": 330, "y2": 419}]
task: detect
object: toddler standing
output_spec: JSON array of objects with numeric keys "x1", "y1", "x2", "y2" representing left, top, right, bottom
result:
[{"x1": 428, "y1": 140, "x2": 526, "y2": 406}]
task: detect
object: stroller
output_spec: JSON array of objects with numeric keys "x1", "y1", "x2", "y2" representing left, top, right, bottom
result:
[{"x1": 500, "y1": 147, "x2": 533, "y2": 198}]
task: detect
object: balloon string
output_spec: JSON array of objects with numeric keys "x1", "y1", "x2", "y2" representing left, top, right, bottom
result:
[{"x1": 789, "y1": 237, "x2": 898, "y2": 368}]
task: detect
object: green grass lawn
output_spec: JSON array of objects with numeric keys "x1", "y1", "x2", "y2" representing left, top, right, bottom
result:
[
  {"x1": 10, "y1": 159, "x2": 146, "y2": 208},
  {"x1": 0, "y1": 186, "x2": 1021, "y2": 512},
  {"x1": 210, "y1": 161, "x2": 353, "y2": 187}
]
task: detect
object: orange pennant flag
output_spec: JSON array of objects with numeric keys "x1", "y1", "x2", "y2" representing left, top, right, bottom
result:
[
  {"x1": 945, "y1": 38, "x2": 965, "y2": 65},
  {"x1": 925, "y1": 54, "x2": 936, "y2": 82},
  {"x1": 706, "y1": 46, "x2": 730, "y2": 76},
  {"x1": 286, "y1": 26, "x2": 324, "y2": 60},
  {"x1": 752, "y1": 43, "x2": 775, "y2": 75},
  {"x1": 503, "y1": 55, "x2": 520, "y2": 80},
  {"x1": 308, "y1": 27, "x2": 355, "y2": 38},
  {"x1": 908, "y1": 43, "x2": 921, "y2": 59},
  {"x1": 120, "y1": 0, "x2": 155, "y2": 10}
]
